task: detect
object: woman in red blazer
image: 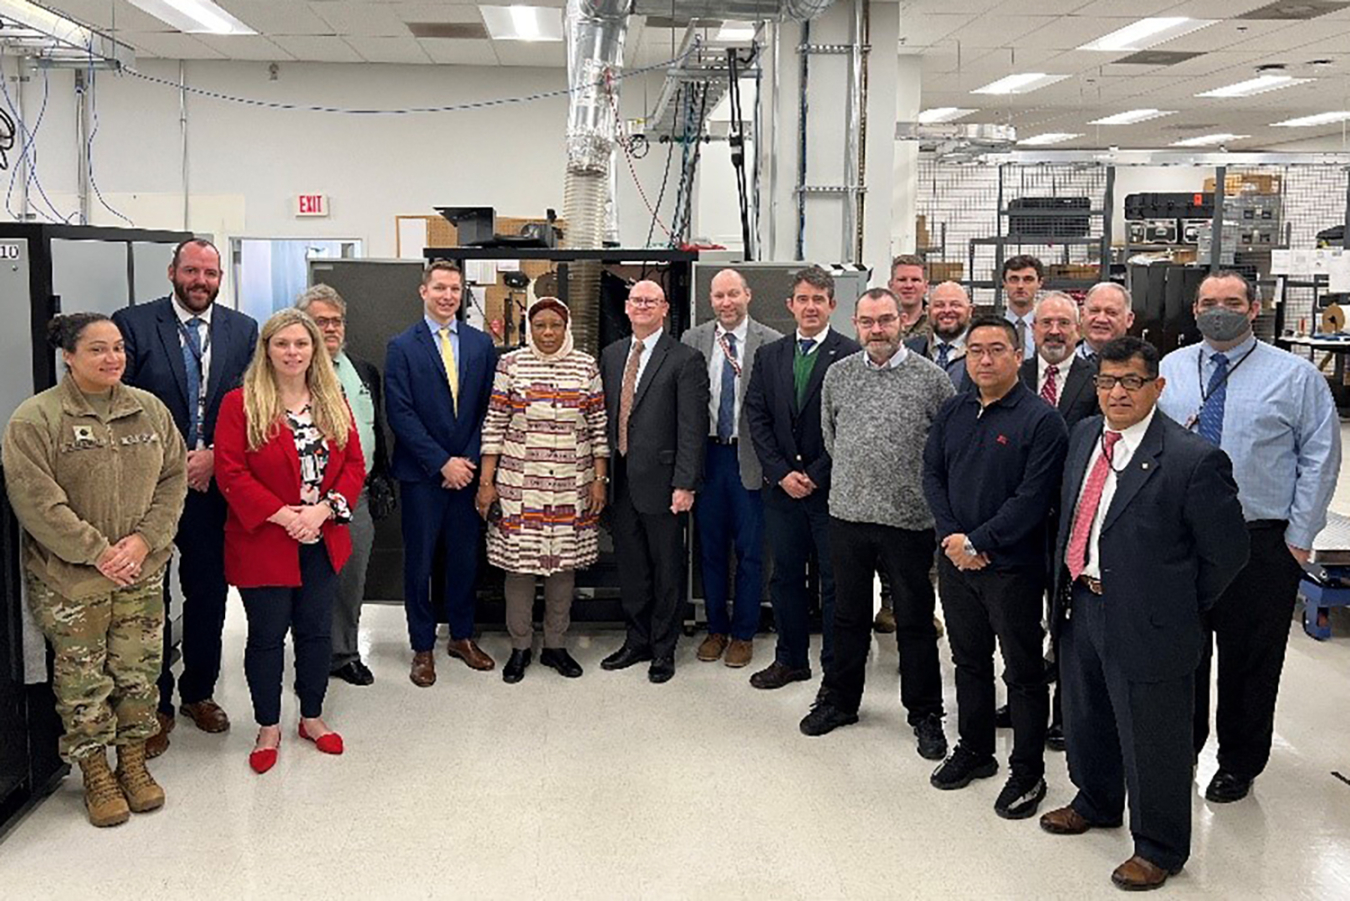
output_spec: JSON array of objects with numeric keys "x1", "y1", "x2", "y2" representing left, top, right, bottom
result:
[{"x1": 215, "y1": 308, "x2": 365, "y2": 774}]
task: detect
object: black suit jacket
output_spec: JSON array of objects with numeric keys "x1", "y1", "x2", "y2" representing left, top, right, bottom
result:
[
  {"x1": 1019, "y1": 353, "x2": 1099, "y2": 432},
  {"x1": 904, "y1": 333, "x2": 973, "y2": 392},
  {"x1": 601, "y1": 332, "x2": 710, "y2": 515},
  {"x1": 744, "y1": 329, "x2": 861, "y2": 492},
  {"x1": 113, "y1": 296, "x2": 258, "y2": 447},
  {"x1": 347, "y1": 354, "x2": 391, "y2": 481},
  {"x1": 1052, "y1": 412, "x2": 1249, "y2": 682}
]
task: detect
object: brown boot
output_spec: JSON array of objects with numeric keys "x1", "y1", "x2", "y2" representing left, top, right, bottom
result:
[
  {"x1": 873, "y1": 606, "x2": 897, "y2": 634},
  {"x1": 145, "y1": 711, "x2": 174, "y2": 759},
  {"x1": 78, "y1": 750, "x2": 130, "y2": 827},
  {"x1": 115, "y1": 742, "x2": 166, "y2": 813}
]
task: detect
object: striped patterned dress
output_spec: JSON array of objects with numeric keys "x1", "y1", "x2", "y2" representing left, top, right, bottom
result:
[{"x1": 480, "y1": 347, "x2": 610, "y2": 575}]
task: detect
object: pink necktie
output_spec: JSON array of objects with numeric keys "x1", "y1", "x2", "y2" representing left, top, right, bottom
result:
[
  {"x1": 1041, "y1": 365, "x2": 1059, "y2": 407},
  {"x1": 1066, "y1": 431, "x2": 1123, "y2": 580}
]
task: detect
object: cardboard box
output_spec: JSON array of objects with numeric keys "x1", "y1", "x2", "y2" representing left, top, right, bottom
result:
[
  {"x1": 927, "y1": 261, "x2": 964, "y2": 282},
  {"x1": 1047, "y1": 263, "x2": 1100, "y2": 281},
  {"x1": 1202, "y1": 173, "x2": 1282, "y2": 196}
]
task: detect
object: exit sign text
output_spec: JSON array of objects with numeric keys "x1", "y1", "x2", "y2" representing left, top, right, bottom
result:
[{"x1": 295, "y1": 194, "x2": 329, "y2": 217}]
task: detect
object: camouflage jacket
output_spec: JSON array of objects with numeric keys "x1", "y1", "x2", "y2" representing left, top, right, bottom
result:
[{"x1": 4, "y1": 377, "x2": 187, "y2": 599}]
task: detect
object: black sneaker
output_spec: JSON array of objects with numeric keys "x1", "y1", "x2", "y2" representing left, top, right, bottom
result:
[
  {"x1": 914, "y1": 713, "x2": 948, "y2": 761},
  {"x1": 994, "y1": 773, "x2": 1048, "y2": 819},
  {"x1": 799, "y1": 701, "x2": 858, "y2": 736},
  {"x1": 930, "y1": 744, "x2": 999, "y2": 790},
  {"x1": 994, "y1": 704, "x2": 1012, "y2": 728}
]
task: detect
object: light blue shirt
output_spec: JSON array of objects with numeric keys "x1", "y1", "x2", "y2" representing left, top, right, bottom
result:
[
  {"x1": 1004, "y1": 308, "x2": 1036, "y2": 358},
  {"x1": 332, "y1": 351, "x2": 376, "y2": 477},
  {"x1": 425, "y1": 314, "x2": 460, "y2": 378},
  {"x1": 1157, "y1": 334, "x2": 1342, "y2": 549},
  {"x1": 1076, "y1": 341, "x2": 1097, "y2": 362}
]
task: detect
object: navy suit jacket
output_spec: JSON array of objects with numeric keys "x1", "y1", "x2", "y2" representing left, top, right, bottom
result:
[
  {"x1": 1052, "y1": 412, "x2": 1249, "y2": 682},
  {"x1": 744, "y1": 328, "x2": 860, "y2": 493},
  {"x1": 904, "y1": 332, "x2": 973, "y2": 392},
  {"x1": 384, "y1": 318, "x2": 496, "y2": 484},
  {"x1": 113, "y1": 296, "x2": 258, "y2": 447}
]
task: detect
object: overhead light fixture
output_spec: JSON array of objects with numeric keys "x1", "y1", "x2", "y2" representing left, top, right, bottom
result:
[
  {"x1": 715, "y1": 20, "x2": 757, "y2": 42},
  {"x1": 0, "y1": 0, "x2": 134, "y2": 66},
  {"x1": 0, "y1": 0, "x2": 93, "y2": 40},
  {"x1": 479, "y1": 5, "x2": 563, "y2": 42},
  {"x1": 918, "y1": 108, "x2": 978, "y2": 124},
  {"x1": 1272, "y1": 111, "x2": 1350, "y2": 127},
  {"x1": 1018, "y1": 133, "x2": 1081, "y2": 146},
  {"x1": 124, "y1": 0, "x2": 255, "y2": 35},
  {"x1": 1169, "y1": 133, "x2": 1249, "y2": 147},
  {"x1": 1089, "y1": 108, "x2": 1176, "y2": 125},
  {"x1": 1079, "y1": 17, "x2": 1216, "y2": 52},
  {"x1": 1197, "y1": 75, "x2": 1312, "y2": 98},
  {"x1": 971, "y1": 73, "x2": 1069, "y2": 95}
]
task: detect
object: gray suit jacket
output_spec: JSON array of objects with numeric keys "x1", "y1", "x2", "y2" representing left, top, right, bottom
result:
[{"x1": 683, "y1": 317, "x2": 783, "y2": 490}]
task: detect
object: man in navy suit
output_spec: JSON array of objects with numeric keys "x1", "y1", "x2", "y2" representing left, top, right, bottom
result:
[
  {"x1": 113, "y1": 238, "x2": 258, "y2": 756},
  {"x1": 1039, "y1": 337, "x2": 1248, "y2": 891},
  {"x1": 904, "y1": 280, "x2": 972, "y2": 391},
  {"x1": 743, "y1": 267, "x2": 860, "y2": 690},
  {"x1": 385, "y1": 261, "x2": 497, "y2": 687}
]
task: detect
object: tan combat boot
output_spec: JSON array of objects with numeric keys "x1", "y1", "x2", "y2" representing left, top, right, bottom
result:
[
  {"x1": 78, "y1": 750, "x2": 130, "y2": 827},
  {"x1": 115, "y1": 742, "x2": 166, "y2": 813}
]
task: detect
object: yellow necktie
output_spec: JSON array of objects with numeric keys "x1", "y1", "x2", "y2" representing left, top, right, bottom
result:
[{"x1": 439, "y1": 326, "x2": 459, "y2": 414}]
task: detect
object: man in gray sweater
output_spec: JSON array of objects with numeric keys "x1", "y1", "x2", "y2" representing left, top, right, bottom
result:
[{"x1": 799, "y1": 287, "x2": 955, "y2": 762}]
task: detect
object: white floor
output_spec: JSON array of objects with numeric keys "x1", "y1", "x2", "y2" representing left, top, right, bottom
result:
[{"x1": 3, "y1": 427, "x2": 1350, "y2": 900}]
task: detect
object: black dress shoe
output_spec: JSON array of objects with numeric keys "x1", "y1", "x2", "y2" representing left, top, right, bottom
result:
[
  {"x1": 601, "y1": 644, "x2": 652, "y2": 671},
  {"x1": 994, "y1": 704, "x2": 1011, "y2": 728},
  {"x1": 648, "y1": 657, "x2": 675, "y2": 683},
  {"x1": 799, "y1": 701, "x2": 858, "y2": 736},
  {"x1": 1205, "y1": 770, "x2": 1252, "y2": 803},
  {"x1": 502, "y1": 649, "x2": 531, "y2": 684},
  {"x1": 539, "y1": 648, "x2": 583, "y2": 678},
  {"x1": 1045, "y1": 724, "x2": 1065, "y2": 752},
  {"x1": 330, "y1": 660, "x2": 375, "y2": 686}
]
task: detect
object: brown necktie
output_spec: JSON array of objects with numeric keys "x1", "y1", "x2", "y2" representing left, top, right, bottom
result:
[{"x1": 617, "y1": 338, "x2": 644, "y2": 456}]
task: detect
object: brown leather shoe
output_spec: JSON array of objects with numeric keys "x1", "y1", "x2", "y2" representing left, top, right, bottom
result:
[
  {"x1": 179, "y1": 700, "x2": 230, "y2": 734},
  {"x1": 145, "y1": 712, "x2": 174, "y2": 760},
  {"x1": 1039, "y1": 805, "x2": 1093, "y2": 835},
  {"x1": 410, "y1": 651, "x2": 436, "y2": 687},
  {"x1": 933, "y1": 616, "x2": 945, "y2": 638},
  {"x1": 446, "y1": 638, "x2": 495, "y2": 671},
  {"x1": 1111, "y1": 855, "x2": 1181, "y2": 891},
  {"x1": 697, "y1": 633, "x2": 729, "y2": 662},
  {"x1": 724, "y1": 638, "x2": 753, "y2": 668},
  {"x1": 873, "y1": 606, "x2": 897, "y2": 633}
]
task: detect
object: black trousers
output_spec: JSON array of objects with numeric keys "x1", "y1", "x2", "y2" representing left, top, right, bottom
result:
[
  {"x1": 1063, "y1": 583, "x2": 1194, "y2": 872},
  {"x1": 821, "y1": 518, "x2": 942, "y2": 722},
  {"x1": 611, "y1": 457, "x2": 686, "y2": 660},
  {"x1": 763, "y1": 487, "x2": 835, "y2": 671},
  {"x1": 158, "y1": 486, "x2": 230, "y2": 714},
  {"x1": 1193, "y1": 521, "x2": 1303, "y2": 781},
  {"x1": 939, "y1": 558, "x2": 1047, "y2": 778},
  {"x1": 239, "y1": 543, "x2": 337, "y2": 726}
]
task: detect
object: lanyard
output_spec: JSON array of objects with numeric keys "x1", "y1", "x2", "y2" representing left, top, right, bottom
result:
[
  {"x1": 1184, "y1": 343, "x2": 1255, "y2": 430},
  {"x1": 178, "y1": 318, "x2": 211, "y2": 369}
]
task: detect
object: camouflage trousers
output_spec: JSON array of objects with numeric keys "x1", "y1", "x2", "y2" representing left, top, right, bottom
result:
[{"x1": 26, "y1": 567, "x2": 167, "y2": 762}]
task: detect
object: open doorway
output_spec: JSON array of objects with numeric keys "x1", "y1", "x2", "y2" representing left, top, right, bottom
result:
[{"x1": 231, "y1": 238, "x2": 363, "y2": 322}]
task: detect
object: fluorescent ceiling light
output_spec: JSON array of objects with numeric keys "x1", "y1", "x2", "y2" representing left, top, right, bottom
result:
[
  {"x1": 918, "y1": 107, "x2": 978, "y2": 124},
  {"x1": 1088, "y1": 108, "x2": 1176, "y2": 125},
  {"x1": 1197, "y1": 75, "x2": 1312, "y2": 98},
  {"x1": 1272, "y1": 111, "x2": 1350, "y2": 127},
  {"x1": 716, "y1": 20, "x2": 757, "y2": 42},
  {"x1": 479, "y1": 5, "x2": 563, "y2": 42},
  {"x1": 0, "y1": 0, "x2": 97, "y2": 44},
  {"x1": 1019, "y1": 133, "x2": 1081, "y2": 146},
  {"x1": 124, "y1": 0, "x2": 254, "y2": 35},
  {"x1": 1079, "y1": 17, "x2": 1215, "y2": 52},
  {"x1": 1169, "y1": 133, "x2": 1248, "y2": 147},
  {"x1": 971, "y1": 73, "x2": 1068, "y2": 95}
]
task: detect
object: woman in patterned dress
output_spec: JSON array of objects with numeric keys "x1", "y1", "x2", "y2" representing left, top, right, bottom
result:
[
  {"x1": 475, "y1": 298, "x2": 609, "y2": 683},
  {"x1": 215, "y1": 309, "x2": 365, "y2": 773}
]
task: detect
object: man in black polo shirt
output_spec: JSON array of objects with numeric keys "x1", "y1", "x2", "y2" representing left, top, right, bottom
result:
[{"x1": 922, "y1": 317, "x2": 1068, "y2": 819}]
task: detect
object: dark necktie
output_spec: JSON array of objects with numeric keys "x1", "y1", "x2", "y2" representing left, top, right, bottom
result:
[
  {"x1": 182, "y1": 317, "x2": 204, "y2": 447},
  {"x1": 1067, "y1": 430, "x2": 1123, "y2": 580},
  {"x1": 717, "y1": 333, "x2": 738, "y2": 441},
  {"x1": 935, "y1": 343, "x2": 950, "y2": 369},
  {"x1": 1197, "y1": 352, "x2": 1228, "y2": 446},
  {"x1": 1015, "y1": 319, "x2": 1028, "y2": 357},
  {"x1": 793, "y1": 338, "x2": 817, "y2": 410}
]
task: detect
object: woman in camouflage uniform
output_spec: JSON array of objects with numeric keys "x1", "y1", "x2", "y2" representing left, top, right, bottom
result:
[{"x1": 3, "y1": 313, "x2": 187, "y2": 827}]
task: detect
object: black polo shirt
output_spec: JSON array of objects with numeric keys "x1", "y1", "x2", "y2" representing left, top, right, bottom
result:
[{"x1": 922, "y1": 380, "x2": 1068, "y2": 570}]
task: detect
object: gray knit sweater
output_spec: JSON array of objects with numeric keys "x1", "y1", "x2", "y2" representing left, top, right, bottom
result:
[{"x1": 821, "y1": 349, "x2": 956, "y2": 529}]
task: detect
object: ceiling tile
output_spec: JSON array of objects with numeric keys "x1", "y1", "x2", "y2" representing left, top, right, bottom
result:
[
  {"x1": 1149, "y1": 19, "x2": 1291, "y2": 52},
  {"x1": 309, "y1": 2, "x2": 409, "y2": 37},
  {"x1": 345, "y1": 35, "x2": 432, "y2": 63},
  {"x1": 1017, "y1": 17, "x2": 1140, "y2": 51},
  {"x1": 898, "y1": 14, "x2": 976, "y2": 48},
  {"x1": 416, "y1": 38, "x2": 499, "y2": 66},
  {"x1": 269, "y1": 35, "x2": 363, "y2": 62},
  {"x1": 193, "y1": 34, "x2": 293, "y2": 61},
  {"x1": 118, "y1": 31, "x2": 226, "y2": 60},
  {"x1": 41, "y1": 0, "x2": 169, "y2": 31},
  {"x1": 390, "y1": 2, "x2": 486, "y2": 25},
  {"x1": 945, "y1": 15, "x2": 1059, "y2": 49},
  {"x1": 217, "y1": 1, "x2": 336, "y2": 36},
  {"x1": 492, "y1": 41, "x2": 566, "y2": 68}
]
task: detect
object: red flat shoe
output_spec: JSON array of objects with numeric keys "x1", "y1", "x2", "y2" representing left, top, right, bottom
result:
[
  {"x1": 298, "y1": 722, "x2": 344, "y2": 755},
  {"x1": 249, "y1": 737, "x2": 279, "y2": 774}
]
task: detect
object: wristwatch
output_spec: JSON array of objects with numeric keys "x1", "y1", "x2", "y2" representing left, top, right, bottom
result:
[
  {"x1": 597, "y1": 475, "x2": 611, "y2": 485},
  {"x1": 963, "y1": 538, "x2": 978, "y2": 558}
]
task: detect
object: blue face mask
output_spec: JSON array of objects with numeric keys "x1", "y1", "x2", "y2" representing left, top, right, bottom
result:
[{"x1": 1196, "y1": 307, "x2": 1251, "y2": 343}]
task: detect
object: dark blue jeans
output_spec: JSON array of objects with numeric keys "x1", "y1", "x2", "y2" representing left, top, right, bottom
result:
[
  {"x1": 694, "y1": 442, "x2": 765, "y2": 641},
  {"x1": 763, "y1": 486, "x2": 835, "y2": 671}
]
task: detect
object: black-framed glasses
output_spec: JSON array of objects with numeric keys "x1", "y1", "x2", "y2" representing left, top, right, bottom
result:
[
  {"x1": 313, "y1": 316, "x2": 345, "y2": 329},
  {"x1": 1093, "y1": 374, "x2": 1156, "y2": 391}
]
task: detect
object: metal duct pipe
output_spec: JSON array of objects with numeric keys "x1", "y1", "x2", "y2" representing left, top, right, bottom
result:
[{"x1": 631, "y1": 0, "x2": 834, "y2": 19}]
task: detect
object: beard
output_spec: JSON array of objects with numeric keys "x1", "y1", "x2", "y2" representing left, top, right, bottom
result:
[
  {"x1": 173, "y1": 277, "x2": 219, "y2": 313},
  {"x1": 933, "y1": 320, "x2": 967, "y2": 342},
  {"x1": 1039, "y1": 340, "x2": 1072, "y2": 365}
]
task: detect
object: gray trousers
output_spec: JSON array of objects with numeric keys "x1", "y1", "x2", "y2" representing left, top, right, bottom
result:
[
  {"x1": 331, "y1": 488, "x2": 374, "y2": 670},
  {"x1": 503, "y1": 570, "x2": 575, "y2": 651}
]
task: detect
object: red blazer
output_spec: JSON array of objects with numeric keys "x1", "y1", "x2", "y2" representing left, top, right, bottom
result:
[{"x1": 215, "y1": 388, "x2": 366, "y2": 588}]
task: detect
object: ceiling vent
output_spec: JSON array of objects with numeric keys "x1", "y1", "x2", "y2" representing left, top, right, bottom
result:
[
  {"x1": 407, "y1": 22, "x2": 490, "y2": 40},
  {"x1": 1238, "y1": 1, "x2": 1350, "y2": 21},
  {"x1": 1113, "y1": 50, "x2": 1205, "y2": 66}
]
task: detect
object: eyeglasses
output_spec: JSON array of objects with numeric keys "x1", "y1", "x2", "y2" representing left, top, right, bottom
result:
[
  {"x1": 966, "y1": 345, "x2": 1014, "y2": 359},
  {"x1": 312, "y1": 316, "x2": 345, "y2": 329},
  {"x1": 627, "y1": 297, "x2": 664, "y2": 309},
  {"x1": 1093, "y1": 374, "x2": 1156, "y2": 391},
  {"x1": 855, "y1": 315, "x2": 899, "y2": 330}
]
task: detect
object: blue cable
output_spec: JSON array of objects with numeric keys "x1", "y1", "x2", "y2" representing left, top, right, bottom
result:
[{"x1": 85, "y1": 48, "x2": 133, "y2": 226}]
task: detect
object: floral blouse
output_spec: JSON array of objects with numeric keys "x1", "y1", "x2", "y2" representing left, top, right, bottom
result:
[{"x1": 285, "y1": 405, "x2": 351, "y2": 542}]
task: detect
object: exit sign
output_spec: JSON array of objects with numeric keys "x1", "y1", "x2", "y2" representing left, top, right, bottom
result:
[{"x1": 295, "y1": 194, "x2": 329, "y2": 217}]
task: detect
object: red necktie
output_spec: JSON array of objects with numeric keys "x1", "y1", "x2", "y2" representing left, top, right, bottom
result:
[
  {"x1": 1066, "y1": 430, "x2": 1123, "y2": 580},
  {"x1": 1041, "y1": 364, "x2": 1059, "y2": 407}
]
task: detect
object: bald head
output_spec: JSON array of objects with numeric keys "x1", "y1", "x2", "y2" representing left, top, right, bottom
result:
[
  {"x1": 1082, "y1": 282, "x2": 1134, "y2": 352},
  {"x1": 929, "y1": 281, "x2": 972, "y2": 341},
  {"x1": 709, "y1": 269, "x2": 751, "y2": 330},
  {"x1": 626, "y1": 279, "x2": 669, "y2": 339}
]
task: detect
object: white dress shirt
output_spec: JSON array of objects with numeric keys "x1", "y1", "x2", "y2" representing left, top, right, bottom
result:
[
  {"x1": 1074, "y1": 407, "x2": 1156, "y2": 579},
  {"x1": 172, "y1": 298, "x2": 213, "y2": 449},
  {"x1": 1037, "y1": 353, "x2": 1070, "y2": 402},
  {"x1": 795, "y1": 325, "x2": 830, "y2": 353},
  {"x1": 632, "y1": 326, "x2": 663, "y2": 386},
  {"x1": 707, "y1": 318, "x2": 749, "y2": 439},
  {"x1": 863, "y1": 343, "x2": 909, "y2": 371}
]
